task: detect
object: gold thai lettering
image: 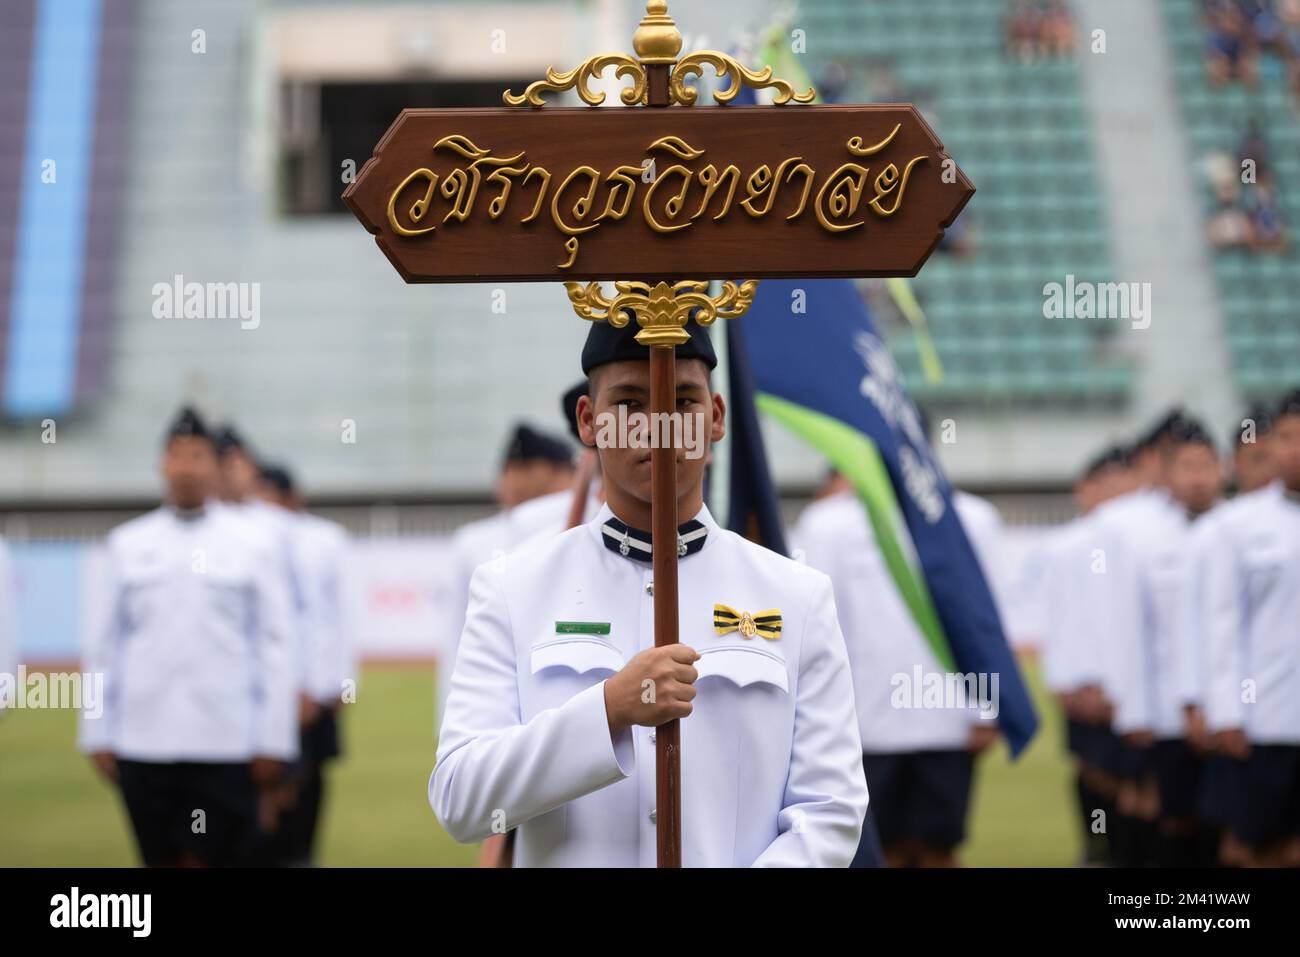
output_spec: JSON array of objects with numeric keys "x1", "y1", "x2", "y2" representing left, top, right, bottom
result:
[
  {"x1": 644, "y1": 163, "x2": 693, "y2": 233},
  {"x1": 383, "y1": 133, "x2": 930, "y2": 267},
  {"x1": 693, "y1": 164, "x2": 740, "y2": 221},
  {"x1": 600, "y1": 165, "x2": 644, "y2": 221},
  {"x1": 431, "y1": 135, "x2": 526, "y2": 224},
  {"x1": 739, "y1": 157, "x2": 812, "y2": 219},
  {"x1": 388, "y1": 168, "x2": 439, "y2": 237},
  {"x1": 868, "y1": 156, "x2": 927, "y2": 216},
  {"x1": 552, "y1": 166, "x2": 602, "y2": 235},
  {"x1": 520, "y1": 167, "x2": 550, "y2": 223},
  {"x1": 815, "y1": 162, "x2": 869, "y2": 233}
]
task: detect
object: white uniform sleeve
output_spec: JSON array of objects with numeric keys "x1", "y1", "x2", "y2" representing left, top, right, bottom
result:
[
  {"x1": 1038, "y1": 536, "x2": 1075, "y2": 691},
  {"x1": 429, "y1": 560, "x2": 634, "y2": 844},
  {"x1": 1173, "y1": 526, "x2": 1211, "y2": 709},
  {"x1": 436, "y1": 539, "x2": 475, "y2": 728},
  {"x1": 1104, "y1": 529, "x2": 1152, "y2": 735},
  {"x1": 327, "y1": 536, "x2": 361, "y2": 704},
  {"x1": 752, "y1": 576, "x2": 868, "y2": 868},
  {"x1": 307, "y1": 530, "x2": 353, "y2": 704},
  {"x1": 78, "y1": 544, "x2": 123, "y2": 752},
  {"x1": 282, "y1": 528, "x2": 312, "y2": 696},
  {"x1": 1047, "y1": 527, "x2": 1110, "y2": 692},
  {"x1": 250, "y1": 545, "x2": 299, "y2": 759},
  {"x1": 0, "y1": 543, "x2": 17, "y2": 714},
  {"x1": 1202, "y1": 529, "x2": 1247, "y2": 732}
]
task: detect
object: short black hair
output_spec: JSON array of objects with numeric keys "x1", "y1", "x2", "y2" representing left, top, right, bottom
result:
[
  {"x1": 502, "y1": 423, "x2": 573, "y2": 468},
  {"x1": 1170, "y1": 417, "x2": 1217, "y2": 455},
  {"x1": 1084, "y1": 443, "x2": 1130, "y2": 479},
  {"x1": 165, "y1": 406, "x2": 211, "y2": 446},
  {"x1": 259, "y1": 462, "x2": 295, "y2": 495},
  {"x1": 213, "y1": 424, "x2": 248, "y2": 457}
]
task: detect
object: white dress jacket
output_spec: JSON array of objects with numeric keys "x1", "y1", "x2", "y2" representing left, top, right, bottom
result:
[
  {"x1": 79, "y1": 503, "x2": 298, "y2": 763},
  {"x1": 431, "y1": 505, "x2": 868, "y2": 867}
]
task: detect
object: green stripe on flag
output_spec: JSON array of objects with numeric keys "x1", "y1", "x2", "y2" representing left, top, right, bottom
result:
[
  {"x1": 756, "y1": 392, "x2": 956, "y2": 671},
  {"x1": 885, "y1": 277, "x2": 944, "y2": 384}
]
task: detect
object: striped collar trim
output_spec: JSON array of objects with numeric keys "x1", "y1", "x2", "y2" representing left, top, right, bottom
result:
[{"x1": 601, "y1": 517, "x2": 707, "y2": 563}]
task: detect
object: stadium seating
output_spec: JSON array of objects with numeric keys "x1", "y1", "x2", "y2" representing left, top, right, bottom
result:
[
  {"x1": 1161, "y1": 0, "x2": 1300, "y2": 399},
  {"x1": 800, "y1": 0, "x2": 1134, "y2": 406}
]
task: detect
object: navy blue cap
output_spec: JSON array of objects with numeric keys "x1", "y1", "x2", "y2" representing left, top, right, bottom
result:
[
  {"x1": 166, "y1": 406, "x2": 211, "y2": 444},
  {"x1": 259, "y1": 462, "x2": 296, "y2": 495},
  {"x1": 213, "y1": 424, "x2": 248, "y2": 457},
  {"x1": 581, "y1": 317, "x2": 717, "y2": 375},
  {"x1": 503, "y1": 423, "x2": 573, "y2": 467}
]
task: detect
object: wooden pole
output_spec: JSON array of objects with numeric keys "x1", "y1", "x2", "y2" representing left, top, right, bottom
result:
[
  {"x1": 643, "y1": 57, "x2": 681, "y2": 868},
  {"x1": 649, "y1": 343, "x2": 681, "y2": 868}
]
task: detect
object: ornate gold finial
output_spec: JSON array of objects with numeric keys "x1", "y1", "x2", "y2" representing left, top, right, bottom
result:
[
  {"x1": 565, "y1": 279, "x2": 759, "y2": 346},
  {"x1": 633, "y1": 0, "x2": 682, "y2": 64}
]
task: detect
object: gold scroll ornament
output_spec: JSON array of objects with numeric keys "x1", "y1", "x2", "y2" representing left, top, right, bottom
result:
[{"x1": 565, "y1": 279, "x2": 758, "y2": 347}]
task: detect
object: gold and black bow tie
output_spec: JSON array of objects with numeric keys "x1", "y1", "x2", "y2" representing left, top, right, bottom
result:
[{"x1": 713, "y1": 604, "x2": 782, "y2": 641}]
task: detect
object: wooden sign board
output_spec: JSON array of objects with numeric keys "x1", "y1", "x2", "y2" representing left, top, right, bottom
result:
[{"x1": 344, "y1": 104, "x2": 973, "y2": 283}]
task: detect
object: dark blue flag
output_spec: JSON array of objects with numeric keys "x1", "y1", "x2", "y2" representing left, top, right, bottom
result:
[{"x1": 739, "y1": 278, "x2": 1038, "y2": 757}]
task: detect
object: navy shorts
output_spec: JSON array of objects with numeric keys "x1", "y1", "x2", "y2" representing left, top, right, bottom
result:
[
  {"x1": 1065, "y1": 718, "x2": 1094, "y2": 761},
  {"x1": 1225, "y1": 745, "x2": 1300, "y2": 849},
  {"x1": 1151, "y1": 739, "x2": 1203, "y2": 819},
  {"x1": 1112, "y1": 737, "x2": 1153, "y2": 782},
  {"x1": 1066, "y1": 719, "x2": 1119, "y2": 770},
  {"x1": 861, "y1": 750, "x2": 974, "y2": 850},
  {"x1": 116, "y1": 759, "x2": 260, "y2": 867},
  {"x1": 301, "y1": 707, "x2": 341, "y2": 763},
  {"x1": 1198, "y1": 755, "x2": 1232, "y2": 826}
]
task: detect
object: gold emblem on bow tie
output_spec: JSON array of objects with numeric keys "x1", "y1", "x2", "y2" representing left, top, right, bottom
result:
[{"x1": 713, "y1": 604, "x2": 782, "y2": 640}]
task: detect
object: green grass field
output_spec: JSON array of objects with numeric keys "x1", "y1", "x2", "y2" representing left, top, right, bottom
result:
[{"x1": 0, "y1": 657, "x2": 1077, "y2": 867}]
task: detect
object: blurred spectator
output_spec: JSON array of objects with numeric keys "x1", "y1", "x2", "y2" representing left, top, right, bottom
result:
[
  {"x1": 1206, "y1": 124, "x2": 1288, "y2": 253},
  {"x1": 1041, "y1": 0, "x2": 1078, "y2": 56},
  {"x1": 1236, "y1": 118, "x2": 1272, "y2": 185},
  {"x1": 1005, "y1": 0, "x2": 1075, "y2": 62},
  {"x1": 1204, "y1": 0, "x2": 1260, "y2": 84},
  {"x1": 1246, "y1": 183, "x2": 1289, "y2": 250},
  {"x1": 1207, "y1": 197, "x2": 1253, "y2": 249},
  {"x1": 1199, "y1": 0, "x2": 1300, "y2": 104}
]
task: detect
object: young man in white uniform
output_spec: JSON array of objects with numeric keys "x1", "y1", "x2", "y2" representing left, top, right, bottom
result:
[
  {"x1": 79, "y1": 408, "x2": 298, "y2": 866},
  {"x1": 259, "y1": 463, "x2": 358, "y2": 866},
  {"x1": 1177, "y1": 407, "x2": 1277, "y2": 864},
  {"x1": 431, "y1": 319, "x2": 868, "y2": 867},
  {"x1": 1110, "y1": 420, "x2": 1223, "y2": 866},
  {"x1": 1073, "y1": 412, "x2": 1187, "y2": 866},
  {"x1": 794, "y1": 487, "x2": 997, "y2": 867},
  {"x1": 437, "y1": 425, "x2": 576, "y2": 725},
  {"x1": 1201, "y1": 390, "x2": 1300, "y2": 867}
]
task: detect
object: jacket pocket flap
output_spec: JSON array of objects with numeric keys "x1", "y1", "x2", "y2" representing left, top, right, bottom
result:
[
  {"x1": 697, "y1": 645, "x2": 789, "y2": 692},
  {"x1": 530, "y1": 636, "x2": 624, "y2": 675}
]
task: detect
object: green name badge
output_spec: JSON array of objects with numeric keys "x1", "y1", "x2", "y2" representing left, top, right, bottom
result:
[{"x1": 555, "y1": 621, "x2": 611, "y2": 636}]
